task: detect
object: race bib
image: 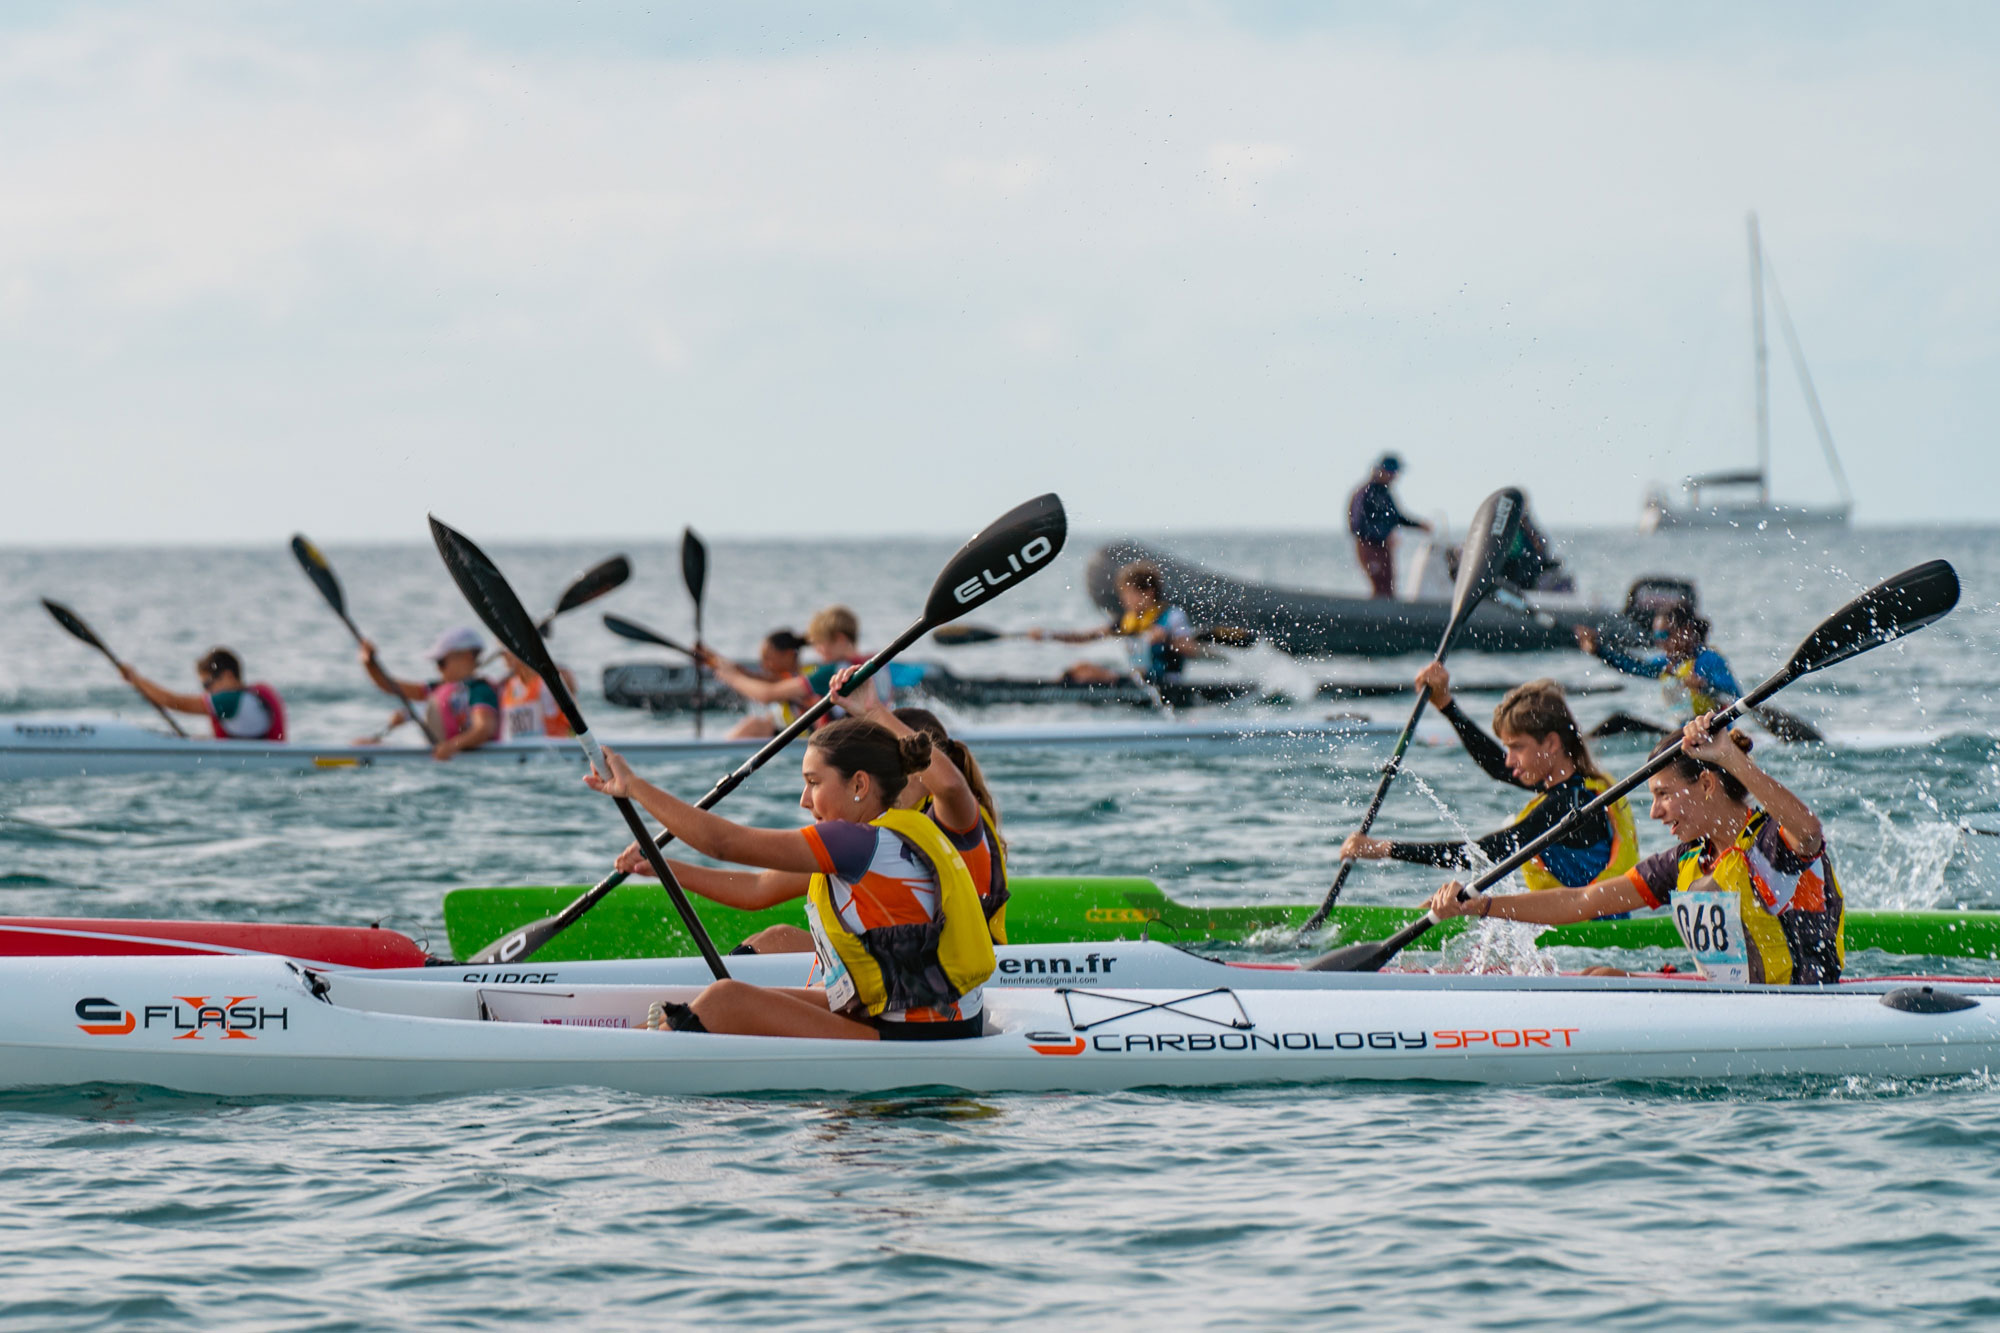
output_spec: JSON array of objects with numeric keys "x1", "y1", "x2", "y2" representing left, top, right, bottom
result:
[
  {"x1": 1673, "y1": 889, "x2": 1749, "y2": 983},
  {"x1": 803, "y1": 897, "x2": 857, "y2": 1013}
]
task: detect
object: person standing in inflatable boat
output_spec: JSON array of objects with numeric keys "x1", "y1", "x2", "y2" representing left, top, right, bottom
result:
[
  {"x1": 1423, "y1": 714, "x2": 1844, "y2": 984},
  {"x1": 1339, "y1": 667, "x2": 1638, "y2": 891},
  {"x1": 357, "y1": 627, "x2": 499, "y2": 760},
  {"x1": 119, "y1": 648, "x2": 286, "y2": 741},
  {"x1": 587, "y1": 715, "x2": 995, "y2": 1040}
]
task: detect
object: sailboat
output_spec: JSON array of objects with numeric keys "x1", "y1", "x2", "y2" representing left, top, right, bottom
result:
[{"x1": 1641, "y1": 213, "x2": 1855, "y2": 531}]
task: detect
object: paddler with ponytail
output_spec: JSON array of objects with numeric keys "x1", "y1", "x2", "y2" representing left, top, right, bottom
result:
[
  {"x1": 1422, "y1": 713, "x2": 1845, "y2": 985},
  {"x1": 1339, "y1": 666, "x2": 1637, "y2": 891},
  {"x1": 588, "y1": 717, "x2": 995, "y2": 1040}
]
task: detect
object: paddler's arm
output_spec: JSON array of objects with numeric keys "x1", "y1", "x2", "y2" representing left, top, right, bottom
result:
[
  {"x1": 357, "y1": 639, "x2": 429, "y2": 702},
  {"x1": 585, "y1": 746, "x2": 823, "y2": 873},
  {"x1": 611, "y1": 852, "x2": 810, "y2": 910},
  {"x1": 1418, "y1": 663, "x2": 1517, "y2": 785},
  {"x1": 826, "y1": 666, "x2": 980, "y2": 834},
  {"x1": 701, "y1": 649, "x2": 813, "y2": 704},
  {"x1": 1426, "y1": 872, "x2": 1648, "y2": 926},
  {"x1": 1684, "y1": 713, "x2": 1823, "y2": 855},
  {"x1": 116, "y1": 665, "x2": 208, "y2": 716}
]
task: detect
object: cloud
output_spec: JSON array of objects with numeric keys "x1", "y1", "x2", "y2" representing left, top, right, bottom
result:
[{"x1": 0, "y1": 6, "x2": 1994, "y2": 542}]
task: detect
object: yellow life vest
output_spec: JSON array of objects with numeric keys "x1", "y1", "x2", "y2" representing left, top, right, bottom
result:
[
  {"x1": 1665, "y1": 658, "x2": 1725, "y2": 716},
  {"x1": 1118, "y1": 605, "x2": 1164, "y2": 636},
  {"x1": 917, "y1": 796, "x2": 1012, "y2": 946},
  {"x1": 1669, "y1": 810, "x2": 1845, "y2": 985},
  {"x1": 1515, "y1": 775, "x2": 1640, "y2": 892},
  {"x1": 805, "y1": 808, "x2": 997, "y2": 1019}
]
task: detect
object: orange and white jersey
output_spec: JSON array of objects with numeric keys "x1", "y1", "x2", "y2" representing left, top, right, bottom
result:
[
  {"x1": 499, "y1": 673, "x2": 571, "y2": 742},
  {"x1": 801, "y1": 819, "x2": 979, "y2": 1022}
]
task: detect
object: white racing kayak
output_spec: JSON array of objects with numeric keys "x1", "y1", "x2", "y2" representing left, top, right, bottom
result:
[
  {"x1": 0, "y1": 715, "x2": 1396, "y2": 780},
  {"x1": 9, "y1": 949, "x2": 1996, "y2": 1098}
]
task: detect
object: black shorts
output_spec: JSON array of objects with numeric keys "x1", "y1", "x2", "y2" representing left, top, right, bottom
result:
[{"x1": 872, "y1": 1014, "x2": 987, "y2": 1042}]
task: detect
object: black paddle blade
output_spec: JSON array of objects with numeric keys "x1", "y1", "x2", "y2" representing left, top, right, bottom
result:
[
  {"x1": 602, "y1": 612, "x2": 695, "y2": 656},
  {"x1": 289, "y1": 534, "x2": 346, "y2": 616},
  {"x1": 1446, "y1": 488, "x2": 1526, "y2": 628},
  {"x1": 40, "y1": 598, "x2": 107, "y2": 653},
  {"x1": 932, "y1": 625, "x2": 1005, "y2": 646},
  {"x1": 554, "y1": 555, "x2": 632, "y2": 618},
  {"x1": 1783, "y1": 560, "x2": 1960, "y2": 681},
  {"x1": 922, "y1": 493, "x2": 1068, "y2": 627},
  {"x1": 681, "y1": 527, "x2": 708, "y2": 603},
  {"x1": 1305, "y1": 940, "x2": 1392, "y2": 972},
  {"x1": 429, "y1": 516, "x2": 589, "y2": 735}
]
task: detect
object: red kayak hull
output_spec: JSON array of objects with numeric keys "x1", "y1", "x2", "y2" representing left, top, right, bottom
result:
[{"x1": 0, "y1": 918, "x2": 429, "y2": 969}]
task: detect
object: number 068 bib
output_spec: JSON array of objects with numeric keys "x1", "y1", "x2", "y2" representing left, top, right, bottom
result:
[{"x1": 1673, "y1": 889, "x2": 1748, "y2": 983}]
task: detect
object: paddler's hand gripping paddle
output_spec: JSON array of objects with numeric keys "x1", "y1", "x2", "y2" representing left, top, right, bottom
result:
[
  {"x1": 457, "y1": 493, "x2": 1069, "y2": 966},
  {"x1": 1308, "y1": 558, "x2": 1961, "y2": 972}
]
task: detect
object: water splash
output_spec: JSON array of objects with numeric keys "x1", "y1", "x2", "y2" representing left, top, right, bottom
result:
[{"x1": 1853, "y1": 794, "x2": 1976, "y2": 909}]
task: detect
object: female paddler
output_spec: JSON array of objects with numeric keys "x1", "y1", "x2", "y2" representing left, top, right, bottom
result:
[
  {"x1": 586, "y1": 713, "x2": 995, "y2": 1040},
  {"x1": 615, "y1": 666, "x2": 1011, "y2": 956},
  {"x1": 1339, "y1": 667, "x2": 1638, "y2": 891},
  {"x1": 1423, "y1": 714, "x2": 1846, "y2": 984}
]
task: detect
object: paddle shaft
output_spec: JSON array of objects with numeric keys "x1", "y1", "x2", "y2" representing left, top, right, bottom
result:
[
  {"x1": 333, "y1": 607, "x2": 440, "y2": 746},
  {"x1": 524, "y1": 615, "x2": 931, "y2": 942},
  {"x1": 1300, "y1": 685, "x2": 1431, "y2": 930},
  {"x1": 1300, "y1": 488, "x2": 1526, "y2": 932},
  {"x1": 1360, "y1": 676, "x2": 1786, "y2": 967},
  {"x1": 101, "y1": 645, "x2": 189, "y2": 737}
]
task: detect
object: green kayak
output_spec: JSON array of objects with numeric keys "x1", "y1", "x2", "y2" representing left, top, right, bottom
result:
[{"x1": 442, "y1": 877, "x2": 2000, "y2": 963}]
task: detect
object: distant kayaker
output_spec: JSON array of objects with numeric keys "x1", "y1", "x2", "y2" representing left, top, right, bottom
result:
[
  {"x1": 1027, "y1": 560, "x2": 1198, "y2": 687},
  {"x1": 1348, "y1": 454, "x2": 1431, "y2": 599},
  {"x1": 357, "y1": 627, "x2": 499, "y2": 760},
  {"x1": 118, "y1": 648, "x2": 286, "y2": 741},
  {"x1": 1576, "y1": 606, "x2": 1740, "y2": 720},
  {"x1": 1423, "y1": 715, "x2": 1845, "y2": 984},
  {"x1": 496, "y1": 649, "x2": 576, "y2": 742},
  {"x1": 726, "y1": 669, "x2": 1011, "y2": 955},
  {"x1": 586, "y1": 716, "x2": 994, "y2": 1040},
  {"x1": 1339, "y1": 666, "x2": 1637, "y2": 890},
  {"x1": 697, "y1": 628, "x2": 810, "y2": 740},
  {"x1": 699, "y1": 608, "x2": 886, "y2": 730}
]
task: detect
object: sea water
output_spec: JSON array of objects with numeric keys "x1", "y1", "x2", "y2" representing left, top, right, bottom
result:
[{"x1": 2, "y1": 524, "x2": 1998, "y2": 1329}]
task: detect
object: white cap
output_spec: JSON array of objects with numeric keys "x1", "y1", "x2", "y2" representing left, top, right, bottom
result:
[{"x1": 428, "y1": 627, "x2": 485, "y2": 660}]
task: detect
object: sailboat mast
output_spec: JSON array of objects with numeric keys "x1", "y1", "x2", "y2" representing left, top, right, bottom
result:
[{"x1": 1748, "y1": 211, "x2": 1770, "y2": 505}]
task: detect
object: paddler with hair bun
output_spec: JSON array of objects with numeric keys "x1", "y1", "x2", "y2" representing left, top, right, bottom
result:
[
  {"x1": 721, "y1": 666, "x2": 1012, "y2": 956},
  {"x1": 587, "y1": 713, "x2": 995, "y2": 1040},
  {"x1": 1422, "y1": 713, "x2": 1845, "y2": 985},
  {"x1": 1339, "y1": 666, "x2": 1638, "y2": 891}
]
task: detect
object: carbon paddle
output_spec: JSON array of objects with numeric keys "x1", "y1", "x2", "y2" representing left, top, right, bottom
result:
[
  {"x1": 469, "y1": 493, "x2": 1069, "y2": 965},
  {"x1": 431, "y1": 517, "x2": 732, "y2": 980},
  {"x1": 1299, "y1": 488, "x2": 1526, "y2": 933},
  {"x1": 933, "y1": 623, "x2": 1256, "y2": 648},
  {"x1": 541, "y1": 555, "x2": 631, "y2": 638},
  {"x1": 603, "y1": 613, "x2": 699, "y2": 659},
  {"x1": 40, "y1": 599, "x2": 188, "y2": 737},
  {"x1": 1307, "y1": 558, "x2": 1962, "y2": 972},
  {"x1": 290, "y1": 534, "x2": 440, "y2": 745},
  {"x1": 682, "y1": 527, "x2": 708, "y2": 739}
]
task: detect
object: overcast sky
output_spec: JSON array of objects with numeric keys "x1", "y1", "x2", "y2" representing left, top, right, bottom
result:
[{"x1": 3, "y1": 1, "x2": 1994, "y2": 544}]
